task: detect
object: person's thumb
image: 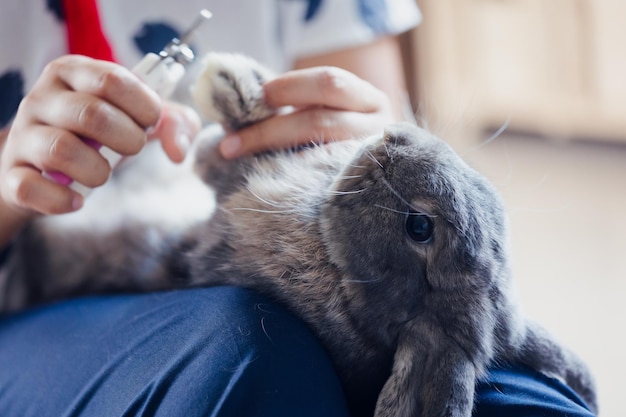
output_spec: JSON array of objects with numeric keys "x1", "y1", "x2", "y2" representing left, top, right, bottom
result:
[{"x1": 148, "y1": 102, "x2": 202, "y2": 163}]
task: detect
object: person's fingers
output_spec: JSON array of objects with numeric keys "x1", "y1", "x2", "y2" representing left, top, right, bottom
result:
[
  {"x1": 1, "y1": 165, "x2": 83, "y2": 215},
  {"x1": 263, "y1": 66, "x2": 390, "y2": 113},
  {"x1": 148, "y1": 102, "x2": 202, "y2": 163},
  {"x1": 10, "y1": 125, "x2": 111, "y2": 188},
  {"x1": 42, "y1": 55, "x2": 162, "y2": 129},
  {"x1": 220, "y1": 107, "x2": 388, "y2": 159},
  {"x1": 227, "y1": 66, "x2": 394, "y2": 158},
  {"x1": 26, "y1": 89, "x2": 148, "y2": 156},
  {"x1": 0, "y1": 55, "x2": 164, "y2": 217}
]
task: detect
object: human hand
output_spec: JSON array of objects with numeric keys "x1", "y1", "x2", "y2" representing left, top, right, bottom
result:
[
  {"x1": 146, "y1": 101, "x2": 202, "y2": 164},
  {"x1": 218, "y1": 66, "x2": 394, "y2": 158},
  {"x1": 0, "y1": 55, "x2": 199, "y2": 218}
]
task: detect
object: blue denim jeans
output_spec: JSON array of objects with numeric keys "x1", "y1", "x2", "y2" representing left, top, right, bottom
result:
[{"x1": 0, "y1": 286, "x2": 595, "y2": 417}]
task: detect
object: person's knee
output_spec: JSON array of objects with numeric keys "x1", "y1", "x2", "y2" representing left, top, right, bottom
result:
[
  {"x1": 139, "y1": 286, "x2": 350, "y2": 417},
  {"x1": 0, "y1": 286, "x2": 350, "y2": 417}
]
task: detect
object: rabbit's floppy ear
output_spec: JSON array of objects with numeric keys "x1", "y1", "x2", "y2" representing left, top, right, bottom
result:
[{"x1": 375, "y1": 319, "x2": 476, "y2": 417}]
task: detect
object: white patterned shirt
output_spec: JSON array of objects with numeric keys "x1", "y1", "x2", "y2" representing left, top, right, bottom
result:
[{"x1": 0, "y1": 0, "x2": 421, "y2": 128}]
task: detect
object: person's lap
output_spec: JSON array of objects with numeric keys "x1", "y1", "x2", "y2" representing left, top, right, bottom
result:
[{"x1": 0, "y1": 287, "x2": 595, "y2": 417}]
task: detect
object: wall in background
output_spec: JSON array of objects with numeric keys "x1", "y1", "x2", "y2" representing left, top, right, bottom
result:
[{"x1": 410, "y1": 0, "x2": 626, "y2": 144}]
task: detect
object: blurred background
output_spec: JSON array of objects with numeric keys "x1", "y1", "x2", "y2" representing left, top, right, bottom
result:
[{"x1": 405, "y1": 1, "x2": 625, "y2": 415}]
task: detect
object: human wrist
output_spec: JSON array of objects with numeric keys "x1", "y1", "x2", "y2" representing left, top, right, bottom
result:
[
  {"x1": 0, "y1": 194, "x2": 31, "y2": 250},
  {"x1": 0, "y1": 136, "x2": 32, "y2": 250},
  {"x1": 0, "y1": 128, "x2": 32, "y2": 249}
]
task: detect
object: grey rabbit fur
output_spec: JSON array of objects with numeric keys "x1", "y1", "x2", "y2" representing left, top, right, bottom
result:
[{"x1": 0, "y1": 52, "x2": 597, "y2": 417}]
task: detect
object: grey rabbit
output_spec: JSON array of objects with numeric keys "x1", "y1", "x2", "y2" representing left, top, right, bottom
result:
[{"x1": 0, "y1": 52, "x2": 597, "y2": 417}]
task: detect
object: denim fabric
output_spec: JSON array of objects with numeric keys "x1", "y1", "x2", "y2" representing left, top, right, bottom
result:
[
  {"x1": 475, "y1": 364, "x2": 595, "y2": 417},
  {"x1": 0, "y1": 286, "x2": 595, "y2": 417}
]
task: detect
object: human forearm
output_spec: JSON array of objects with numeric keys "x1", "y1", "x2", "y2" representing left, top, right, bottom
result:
[
  {"x1": 0, "y1": 128, "x2": 30, "y2": 249},
  {"x1": 294, "y1": 35, "x2": 411, "y2": 121},
  {"x1": 0, "y1": 195, "x2": 29, "y2": 250}
]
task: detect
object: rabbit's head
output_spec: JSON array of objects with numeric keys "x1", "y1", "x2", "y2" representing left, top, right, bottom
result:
[{"x1": 320, "y1": 122, "x2": 511, "y2": 343}]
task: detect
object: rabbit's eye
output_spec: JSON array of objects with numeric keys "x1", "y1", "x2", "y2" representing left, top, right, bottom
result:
[{"x1": 406, "y1": 213, "x2": 434, "y2": 243}]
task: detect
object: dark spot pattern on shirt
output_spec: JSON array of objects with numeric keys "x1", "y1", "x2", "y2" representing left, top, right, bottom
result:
[
  {"x1": 133, "y1": 21, "x2": 181, "y2": 55},
  {"x1": 46, "y1": 0, "x2": 65, "y2": 21},
  {"x1": 302, "y1": 0, "x2": 324, "y2": 21},
  {"x1": 0, "y1": 70, "x2": 25, "y2": 128},
  {"x1": 358, "y1": 0, "x2": 389, "y2": 34}
]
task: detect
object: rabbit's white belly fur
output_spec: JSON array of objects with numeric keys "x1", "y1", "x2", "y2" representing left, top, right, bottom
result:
[{"x1": 37, "y1": 126, "x2": 222, "y2": 237}]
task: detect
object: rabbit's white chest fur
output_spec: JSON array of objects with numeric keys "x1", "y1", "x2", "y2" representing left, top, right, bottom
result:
[{"x1": 38, "y1": 128, "x2": 219, "y2": 236}]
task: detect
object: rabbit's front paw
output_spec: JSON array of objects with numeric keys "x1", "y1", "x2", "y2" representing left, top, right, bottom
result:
[{"x1": 192, "y1": 52, "x2": 277, "y2": 131}]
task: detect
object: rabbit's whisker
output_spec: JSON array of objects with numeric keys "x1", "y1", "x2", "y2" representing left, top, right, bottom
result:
[
  {"x1": 245, "y1": 187, "x2": 284, "y2": 208},
  {"x1": 374, "y1": 204, "x2": 409, "y2": 215},
  {"x1": 380, "y1": 178, "x2": 414, "y2": 210},
  {"x1": 229, "y1": 207, "x2": 291, "y2": 214},
  {"x1": 328, "y1": 189, "x2": 367, "y2": 196},
  {"x1": 364, "y1": 149, "x2": 384, "y2": 169}
]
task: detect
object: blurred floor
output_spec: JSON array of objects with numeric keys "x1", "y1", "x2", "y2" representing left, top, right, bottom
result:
[{"x1": 452, "y1": 132, "x2": 626, "y2": 417}]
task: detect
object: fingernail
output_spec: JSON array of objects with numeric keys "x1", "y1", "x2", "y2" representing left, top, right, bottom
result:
[
  {"x1": 72, "y1": 195, "x2": 84, "y2": 211},
  {"x1": 146, "y1": 114, "x2": 164, "y2": 137},
  {"x1": 176, "y1": 133, "x2": 191, "y2": 155},
  {"x1": 220, "y1": 134, "x2": 242, "y2": 158}
]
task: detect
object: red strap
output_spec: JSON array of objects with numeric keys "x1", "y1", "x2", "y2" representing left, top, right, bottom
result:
[{"x1": 62, "y1": 0, "x2": 116, "y2": 61}]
